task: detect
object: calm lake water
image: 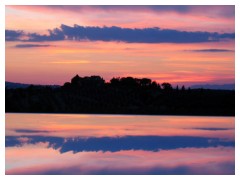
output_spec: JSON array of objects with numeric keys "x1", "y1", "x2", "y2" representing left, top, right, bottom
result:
[{"x1": 5, "y1": 113, "x2": 235, "y2": 175}]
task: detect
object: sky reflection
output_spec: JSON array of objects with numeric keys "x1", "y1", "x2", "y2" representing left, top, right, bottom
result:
[
  {"x1": 6, "y1": 144, "x2": 234, "y2": 175},
  {"x1": 6, "y1": 114, "x2": 234, "y2": 140},
  {"x1": 5, "y1": 113, "x2": 235, "y2": 175}
]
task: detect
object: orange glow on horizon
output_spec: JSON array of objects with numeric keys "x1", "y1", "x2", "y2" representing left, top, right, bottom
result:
[{"x1": 6, "y1": 40, "x2": 234, "y2": 85}]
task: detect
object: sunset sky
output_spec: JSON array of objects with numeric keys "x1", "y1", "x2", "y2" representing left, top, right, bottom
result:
[{"x1": 5, "y1": 5, "x2": 235, "y2": 86}]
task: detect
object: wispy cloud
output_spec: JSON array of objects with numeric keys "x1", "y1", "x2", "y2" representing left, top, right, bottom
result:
[
  {"x1": 47, "y1": 60, "x2": 127, "y2": 64},
  {"x1": 15, "y1": 44, "x2": 52, "y2": 48},
  {"x1": 191, "y1": 127, "x2": 234, "y2": 131},
  {"x1": 14, "y1": 129, "x2": 50, "y2": 133},
  {"x1": 187, "y1": 49, "x2": 234, "y2": 52},
  {"x1": 48, "y1": 60, "x2": 90, "y2": 64}
]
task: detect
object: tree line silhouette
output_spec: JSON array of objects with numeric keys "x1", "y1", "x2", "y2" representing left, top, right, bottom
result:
[{"x1": 6, "y1": 75, "x2": 234, "y2": 116}]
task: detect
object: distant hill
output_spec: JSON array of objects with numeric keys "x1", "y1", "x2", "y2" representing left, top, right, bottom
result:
[
  {"x1": 6, "y1": 82, "x2": 31, "y2": 89},
  {"x1": 5, "y1": 82, "x2": 60, "y2": 89},
  {"x1": 190, "y1": 84, "x2": 234, "y2": 90}
]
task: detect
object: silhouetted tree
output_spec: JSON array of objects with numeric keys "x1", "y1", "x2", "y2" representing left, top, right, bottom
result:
[
  {"x1": 181, "y1": 85, "x2": 185, "y2": 91},
  {"x1": 110, "y1": 77, "x2": 120, "y2": 86},
  {"x1": 83, "y1": 76, "x2": 105, "y2": 87},
  {"x1": 71, "y1": 74, "x2": 82, "y2": 87},
  {"x1": 120, "y1": 77, "x2": 138, "y2": 87},
  {"x1": 161, "y1": 82, "x2": 173, "y2": 91},
  {"x1": 140, "y1": 78, "x2": 152, "y2": 87},
  {"x1": 63, "y1": 82, "x2": 71, "y2": 89},
  {"x1": 150, "y1": 81, "x2": 159, "y2": 89}
]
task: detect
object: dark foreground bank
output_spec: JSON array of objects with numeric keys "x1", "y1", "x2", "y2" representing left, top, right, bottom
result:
[{"x1": 5, "y1": 75, "x2": 235, "y2": 116}]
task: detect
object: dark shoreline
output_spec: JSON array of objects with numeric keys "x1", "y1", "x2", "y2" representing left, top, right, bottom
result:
[{"x1": 6, "y1": 75, "x2": 235, "y2": 116}]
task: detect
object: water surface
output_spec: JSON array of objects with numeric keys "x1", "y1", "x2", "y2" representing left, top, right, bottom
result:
[{"x1": 5, "y1": 113, "x2": 235, "y2": 175}]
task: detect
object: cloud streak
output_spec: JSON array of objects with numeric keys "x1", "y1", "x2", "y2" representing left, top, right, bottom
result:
[
  {"x1": 188, "y1": 49, "x2": 234, "y2": 52},
  {"x1": 15, "y1": 44, "x2": 52, "y2": 48},
  {"x1": 189, "y1": 128, "x2": 234, "y2": 131},
  {"x1": 14, "y1": 129, "x2": 51, "y2": 133},
  {"x1": 5, "y1": 24, "x2": 235, "y2": 43}
]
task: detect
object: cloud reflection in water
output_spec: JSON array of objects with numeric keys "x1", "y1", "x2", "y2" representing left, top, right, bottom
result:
[{"x1": 6, "y1": 135, "x2": 234, "y2": 153}]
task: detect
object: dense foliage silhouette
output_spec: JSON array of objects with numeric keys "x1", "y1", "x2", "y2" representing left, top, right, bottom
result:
[{"x1": 5, "y1": 75, "x2": 234, "y2": 116}]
